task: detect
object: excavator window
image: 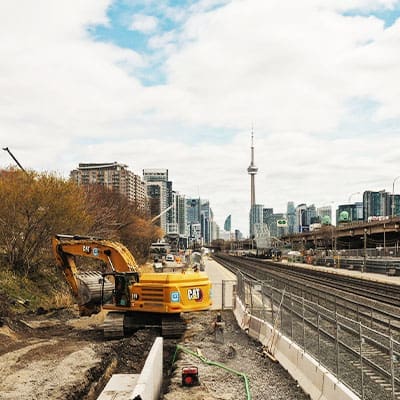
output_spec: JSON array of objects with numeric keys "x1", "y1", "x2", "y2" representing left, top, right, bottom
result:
[{"x1": 114, "y1": 275, "x2": 129, "y2": 307}]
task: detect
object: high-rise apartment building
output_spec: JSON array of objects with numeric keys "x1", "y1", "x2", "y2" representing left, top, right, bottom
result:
[{"x1": 70, "y1": 162, "x2": 147, "y2": 211}]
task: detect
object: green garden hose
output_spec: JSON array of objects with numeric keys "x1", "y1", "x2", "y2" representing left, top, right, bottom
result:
[{"x1": 172, "y1": 344, "x2": 251, "y2": 400}]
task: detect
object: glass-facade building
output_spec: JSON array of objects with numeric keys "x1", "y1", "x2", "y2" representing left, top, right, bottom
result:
[
  {"x1": 250, "y1": 204, "x2": 264, "y2": 237},
  {"x1": 143, "y1": 169, "x2": 168, "y2": 231}
]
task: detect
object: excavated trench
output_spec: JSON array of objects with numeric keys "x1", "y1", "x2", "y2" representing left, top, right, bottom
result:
[
  {"x1": 0, "y1": 308, "x2": 310, "y2": 400},
  {"x1": 56, "y1": 334, "x2": 180, "y2": 400},
  {"x1": 0, "y1": 307, "x2": 183, "y2": 400}
]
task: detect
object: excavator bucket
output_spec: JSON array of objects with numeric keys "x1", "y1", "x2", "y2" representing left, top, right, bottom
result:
[{"x1": 75, "y1": 272, "x2": 114, "y2": 316}]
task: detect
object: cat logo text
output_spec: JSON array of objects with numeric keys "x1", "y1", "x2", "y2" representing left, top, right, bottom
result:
[{"x1": 187, "y1": 288, "x2": 203, "y2": 302}]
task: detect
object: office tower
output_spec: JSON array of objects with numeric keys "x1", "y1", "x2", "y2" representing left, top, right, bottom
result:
[
  {"x1": 296, "y1": 204, "x2": 307, "y2": 232},
  {"x1": 286, "y1": 201, "x2": 296, "y2": 234},
  {"x1": 143, "y1": 169, "x2": 168, "y2": 231},
  {"x1": 363, "y1": 190, "x2": 390, "y2": 221},
  {"x1": 186, "y1": 198, "x2": 213, "y2": 245}
]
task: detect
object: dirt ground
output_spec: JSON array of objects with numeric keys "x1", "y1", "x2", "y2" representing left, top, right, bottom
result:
[
  {"x1": 0, "y1": 307, "x2": 161, "y2": 400},
  {"x1": 0, "y1": 308, "x2": 309, "y2": 400}
]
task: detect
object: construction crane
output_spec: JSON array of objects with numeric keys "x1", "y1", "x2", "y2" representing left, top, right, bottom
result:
[
  {"x1": 2, "y1": 147, "x2": 26, "y2": 172},
  {"x1": 151, "y1": 205, "x2": 174, "y2": 223}
]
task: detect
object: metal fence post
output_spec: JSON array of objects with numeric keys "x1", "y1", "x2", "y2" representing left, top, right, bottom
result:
[
  {"x1": 359, "y1": 323, "x2": 365, "y2": 400},
  {"x1": 302, "y1": 297, "x2": 306, "y2": 350},
  {"x1": 261, "y1": 282, "x2": 266, "y2": 322},
  {"x1": 290, "y1": 291, "x2": 293, "y2": 339},
  {"x1": 271, "y1": 287, "x2": 274, "y2": 323},
  {"x1": 335, "y1": 311, "x2": 339, "y2": 378},
  {"x1": 317, "y1": 312, "x2": 321, "y2": 365},
  {"x1": 390, "y1": 337, "x2": 395, "y2": 400},
  {"x1": 249, "y1": 281, "x2": 254, "y2": 314},
  {"x1": 222, "y1": 280, "x2": 225, "y2": 310}
]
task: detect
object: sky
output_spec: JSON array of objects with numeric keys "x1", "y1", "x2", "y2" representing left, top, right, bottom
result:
[{"x1": 1, "y1": 0, "x2": 400, "y2": 236}]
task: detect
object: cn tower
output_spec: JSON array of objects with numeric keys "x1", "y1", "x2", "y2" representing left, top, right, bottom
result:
[{"x1": 247, "y1": 129, "x2": 258, "y2": 207}]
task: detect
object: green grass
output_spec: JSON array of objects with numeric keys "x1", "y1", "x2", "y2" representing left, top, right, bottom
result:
[{"x1": 0, "y1": 264, "x2": 73, "y2": 315}]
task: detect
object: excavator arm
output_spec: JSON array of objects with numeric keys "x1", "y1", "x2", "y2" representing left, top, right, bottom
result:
[{"x1": 52, "y1": 234, "x2": 139, "y2": 273}]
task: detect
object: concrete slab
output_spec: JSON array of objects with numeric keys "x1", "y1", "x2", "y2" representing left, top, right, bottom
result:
[{"x1": 97, "y1": 374, "x2": 139, "y2": 400}]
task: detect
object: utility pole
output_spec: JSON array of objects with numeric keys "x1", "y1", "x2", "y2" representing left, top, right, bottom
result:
[{"x1": 2, "y1": 147, "x2": 26, "y2": 172}]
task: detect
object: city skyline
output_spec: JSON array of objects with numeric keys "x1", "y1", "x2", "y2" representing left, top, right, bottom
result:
[{"x1": 1, "y1": 1, "x2": 400, "y2": 236}]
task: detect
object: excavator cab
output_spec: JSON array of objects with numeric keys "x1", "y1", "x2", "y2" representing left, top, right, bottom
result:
[{"x1": 101, "y1": 272, "x2": 139, "y2": 307}]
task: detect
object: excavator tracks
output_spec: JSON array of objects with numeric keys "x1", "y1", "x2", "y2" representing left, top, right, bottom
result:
[
  {"x1": 161, "y1": 315, "x2": 187, "y2": 338},
  {"x1": 102, "y1": 312, "x2": 187, "y2": 339},
  {"x1": 103, "y1": 312, "x2": 125, "y2": 339}
]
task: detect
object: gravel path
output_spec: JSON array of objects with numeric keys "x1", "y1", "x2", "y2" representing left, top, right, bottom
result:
[{"x1": 162, "y1": 309, "x2": 309, "y2": 400}]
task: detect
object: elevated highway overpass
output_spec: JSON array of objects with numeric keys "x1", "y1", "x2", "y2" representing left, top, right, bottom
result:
[{"x1": 280, "y1": 216, "x2": 400, "y2": 253}]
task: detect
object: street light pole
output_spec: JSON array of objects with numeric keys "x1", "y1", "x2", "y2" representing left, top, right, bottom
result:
[
  {"x1": 2, "y1": 147, "x2": 26, "y2": 173},
  {"x1": 392, "y1": 176, "x2": 400, "y2": 218},
  {"x1": 363, "y1": 228, "x2": 367, "y2": 272},
  {"x1": 347, "y1": 192, "x2": 360, "y2": 222},
  {"x1": 348, "y1": 192, "x2": 360, "y2": 203},
  {"x1": 299, "y1": 209, "x2": 306, "y2": 233}
]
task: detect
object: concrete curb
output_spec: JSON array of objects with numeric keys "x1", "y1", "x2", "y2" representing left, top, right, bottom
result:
[{"x1": 131, "y1": 337, "x2": 163, "y2": 400}]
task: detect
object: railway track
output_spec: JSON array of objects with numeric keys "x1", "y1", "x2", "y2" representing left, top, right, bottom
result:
[
  {"x1": 222, "y1": 254, "x2": 400, "y2": 307},
  {"x1": 214, "y1": 253, "x2": 400, "y2": 337},
  {"x1": 213, "y1": 253, "x2": 400, "y2": 400}
]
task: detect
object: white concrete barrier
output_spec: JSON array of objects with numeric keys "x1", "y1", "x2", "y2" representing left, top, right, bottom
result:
[
  {"x1": 97, "y1": 337, "x2": 163, "y2": 400},
  {"x1": 130, "y1": 337, "x2": 163, "y2": 400},
  {"x1": 97, "y1": 374, "x2": 139, "y2": 400},
  {"x1": 233, "y1": 298, "x2": 358, "y2": 400}
]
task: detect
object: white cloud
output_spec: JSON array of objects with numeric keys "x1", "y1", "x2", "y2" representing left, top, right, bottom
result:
[
  {"x1": 129, "y1": 14, "x2": 158, "y2": 33},
  {"x1": 1, "y1": 0, "x2": 400, "y2": 235}
]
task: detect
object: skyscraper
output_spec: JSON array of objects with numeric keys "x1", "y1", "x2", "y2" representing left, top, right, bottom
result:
[
  {"x1": 186, "y1": 198, "x2": 213, "y2": 245},
  {"x1": 224, "y1": 215, "x2": 232, "y2": 232},
  {"x1": 363, "y1": 190, "x2": 390, "y2": 220},
  {"x1": 286, "y1": 201, "x2": 296, "y2": 234},
  {"x1": 143, "y1": 169, "x2": 168, "y2": 231}
]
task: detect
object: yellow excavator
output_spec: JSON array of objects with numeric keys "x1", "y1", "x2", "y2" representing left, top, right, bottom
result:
[{"x1": 52, "y1": 234, "x2": 212, "y2": 338}]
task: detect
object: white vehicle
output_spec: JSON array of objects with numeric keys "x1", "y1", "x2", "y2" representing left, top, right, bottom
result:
[{"x1": 165, "y1": 254, "x2": 175, "y2": 262}]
